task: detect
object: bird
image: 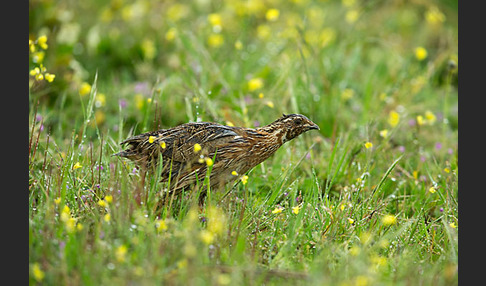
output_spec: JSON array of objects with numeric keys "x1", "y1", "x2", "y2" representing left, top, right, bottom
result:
[{"x1": 114, "y1": 113, "x2": 319, "y2": 203}]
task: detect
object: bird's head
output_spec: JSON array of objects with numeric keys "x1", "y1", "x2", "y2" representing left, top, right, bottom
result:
[{"x1": 261, "y1": 113, "x2": 320, "y2": 143}]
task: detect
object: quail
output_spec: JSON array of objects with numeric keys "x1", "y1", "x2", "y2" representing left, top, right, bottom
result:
[{"x1": 114, "y1": 113, "x2": 319, "y2": 202}]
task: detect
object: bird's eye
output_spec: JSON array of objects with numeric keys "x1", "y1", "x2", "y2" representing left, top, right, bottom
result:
[{"x1": 294, "y1": 118, "x2": 303, "y2": 125}]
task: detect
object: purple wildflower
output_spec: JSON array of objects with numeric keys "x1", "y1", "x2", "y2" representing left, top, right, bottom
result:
[
  {"x1": 435, "y1": 142, "x2": 442, "y2": 150},
  {"x1": 119, "y1": 99, "x2": 127, "y2": 109}
]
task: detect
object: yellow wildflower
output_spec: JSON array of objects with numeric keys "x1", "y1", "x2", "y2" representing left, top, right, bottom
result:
[
  {"x1": 364, "y1": 142, "x2": 373, "y2": 149},
  {"x1": 341, "y1": 88, "x2": 354, "y2": 100},
  {"x1": 272, "y1": 206, "x2": 283, "y2": 214},
  {"x1": 416, "y1": 115, "x2": 425, "y2": 126},
  {"x1": 73, "y1": 162, "x2": 82, "y2": 170},
  {"x1": 115, "y1": 245, "x2": 128, "y2": 262},
  {"x1": 95, "y1": 93, "x2": 106, "y2": 107},
  {"x1": 208, "y1": 34, "x2": 224, "y2": 48},
  {"x1": 349, "y1": 246, "x2": 360, "y2": 256},
  {"x1": 37, "y1": 35, "x2": 48, "y2": 49},
  {"x1": 29, "y1": 39, "x2": 36, "y2": 53},
  {"x1": 160, "y1": 141, "x2": 166, "y2": 149},
  {"x1": 231, "y1": 171, "x2": 238, "y2": 176},
  {"x1": 379, "y1": 129, "x2": 388, "y2": 138},
  {"x1": 44, "y1": 73, "x2": 55, "y2": 82},
  {"x1": 428, "y1": 187, "x2": 436, "y2": 194},
  {"x1": 449, "y1": 222, "x2": 457, "y2": 228},
  {"x1": 165, "y1": 28, "x2": 177, "y2": 41},
  {"x1": 30, "y1": 67, "x2": 40, "y2": 76},
  {"x1": 381, "y1": 214, "x2": 397, "y2": 226},
  {"x1": 345, "y1": 10, "x2": 360, "y2": 24},
  {"x1": 200, "y1": 230, "x2": 215, "y2": 245},
  {"x1": 425, "y1": 6, "x2": 445, "y2": 25},
  {"x1": 347, "y1": 218, "x2": 355, "y2": 224},
  {"x1": 265, "y1": 9, "x2": 280, "y2": 22},
  {"x1": 104, "y1": 195, "x2": 113, "y2": 203},
  {"x1": 258, "y1": 93, "x2": 264, "y2": 99},
  {"x1": 156, "y1": 220, "x2": 167, "y2": 232},
  {"x1": 444, "y1": 167, "x2": 450, "y2": 173},
  {"x1": 292, "y1": 206, "x2": 301, "y2": 214},
  {"x1": 205, "y1": 157, "x2": 214, "y2": 167},
  {"x1": 79, "y1": 82, "x2": 91, "y2": 96},
  {"x1": 35, "y1": 73, "x2": 44, "y2": 81},
  {"x1": 257, "y1": 24, "x2": 271, "y2": 40},
  {"x1": 104, "y1": 213, "x2": 111, "y2": 222},
  {"x1": 98, "y1": 199, "x2": 107, "y2": 207},
  {"x1": 240, "y1": 175, "x2": 249, "y2": 185},
  {"x1": 415, "y1": 46, "x2": 428, "y2": 61},
  {"x1": 194, "y1": 143, "x2": 202, "y2": 153},
  {"x1": 342, "y1": 0, "x2": 356, "y2": 7},
  {"x1": 32, "y1": 263, "x2": 45, "y2": 282},
  {"x1": 208, "y1": 13, "x2": 222, "y2": 27},
  {"x1": 248, "y1": 78, "x2": 264, "y2": 91},
  {"x1": 141, "y1": 39, "x2": 156, "y2": 60},
  {"x1": 60, "y1": 205, "x2": 71, "y2": 222},
  {"x1": 65, "y1": 217, "x2": 77, "y2": 233},
  {"x1": 265, "y1": 101, "x2": 274, "y2": 108},
  {"x1": 77, "y1": 223, "x2": 84, "y2": 231},
  {"x1": 235, "y1": 40, "x2": 243, "y2": 50},
  {"x1": 148, "y1": 136, "x2": 156, "y2": 144},
  {"x1": 425, "y1": 110, "x2": 436, "y2": 124},
  {"x1": 388, "y1": 110, "x2": 400, "y2": 127},
  {"x1": 54, "y1": 197, "x2": 61, "y2": 205},
  {"x1": 135, "y1": 94, "x2": 144, "y2": 110},
  {"x1": 412, "y1": 170, "x2": 418, "y2": 180}
]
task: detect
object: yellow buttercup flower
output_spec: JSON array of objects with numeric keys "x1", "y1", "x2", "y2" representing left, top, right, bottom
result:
[
  {"x1": 148, "y1": 136, "x2": 156, "y2": 144},
  {"x1": 347, "y1": 218, "x2": 355, "y2": 224},
  {"x1": 292, "y1": 206, "x2": 300, "y2": 214},
  {"x1": 73, "y1": 162, "x2": 82, "y2": 170},
  {"x1": 208, "y1": 34, "x2": 224, "y2": 48},
  {"x1": 416, "y1": 115, "x2": 425, "y2": 126},
  {"x1": 104, "y1": 195, "x2": 113, "y2": 203},
  {"x1": 379, "y1": 129, "x2": 388, "y2": 138},
  {"x1": 425, "y1": 110, "x2": 436, "y2": 124},
  {"x1": 156, "y1": 220, "x2": 167, "y2": 232},
  {"x1": 381, "y1": 214, "x2": 397, "y2": 226},
  {"x1": 364, "y1": 142, "x2": 373, "y2": 149},
  {"x1": 165, "y1": 28, "x2": 177, "y2": 41},
  {"x1": 234, "y1": 40, "x2": 243, "y2": 50},
  {"x1": 231, "y1": 171, "x2": 238, "y2": 176},
  {"x1": 37, "y1": 35, "x2": 48, "y2": 50},
  {"x1": 388, "y1": 110, "x2": 400, "y2": 127},
  {"x1": 160, "y1": 141, "x2": 166, "y2": 149},
  {"x1": 194, "y1": 143, "x2": 202, "y2": 153},
  {"x1": 248, "y1": 78, "x2": 264, "y2": 91},
  {"x1": 32, "y1": 263, "x2": 45, "y2": 282},
  {"x1": 265, "y1": 9, "x2": 280, "y2": 21},
  {"x1": 425, "y1": 6, "x2": 445, "y2": 25},
  {"x1": 205, "y1": 157, "x2": 214, "y2": 167},
  {"x1": 104, "y1": 213, "x2": 111, "y2": 222},
  {"x1": 115, "y1": 245, "x2": 128, "y2": 262},
  {"x1": 428, "y1": 187, "x2": 436, "y2": 194},
  {"x1": 240, "y1": 175, "x2": 249, "y2": 185},
  {"x1": 79, "y1": 82, "x2": 91, "y2": 96},
  {"x1": 272, "y1": 206, "x2": 283, "y2": 214},
  {"x1": 415, "y1": 47, "x2": 428, "y2": 61},
  {"x1": 208, "y1": 13, "x2": 222, "y2": 27},
  {"x1": 345, "y1": 10, "x2": 360, "y2": 24},
  {"x1": 44, "y1": 73, "x2": 55, "y2": 82},
  {"x1": 98, "y1": 199, "x2": 107, "y2": 207}
]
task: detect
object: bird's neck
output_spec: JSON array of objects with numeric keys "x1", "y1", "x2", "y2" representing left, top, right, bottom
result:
[{"x1": 257, "y1": 123, "x2": 289, "y2": 145}]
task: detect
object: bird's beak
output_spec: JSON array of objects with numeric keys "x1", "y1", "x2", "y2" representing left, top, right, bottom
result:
[{"x1": 308, "y1": 123, "x2": 320, "y2": 131}]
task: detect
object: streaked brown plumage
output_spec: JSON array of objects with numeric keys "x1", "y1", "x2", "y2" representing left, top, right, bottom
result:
[{"x1": 114, "y1": 114, "x2": 319, "y2": 201}]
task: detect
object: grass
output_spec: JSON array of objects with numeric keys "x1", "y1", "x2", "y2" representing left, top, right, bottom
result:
[{"x1": 29, "y1": 0, "x2": 457, "y2": 285}]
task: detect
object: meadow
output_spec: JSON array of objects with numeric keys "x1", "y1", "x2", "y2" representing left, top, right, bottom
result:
[{"x1": 29, "y1": 0, "x2": 458, "y2": 285}]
